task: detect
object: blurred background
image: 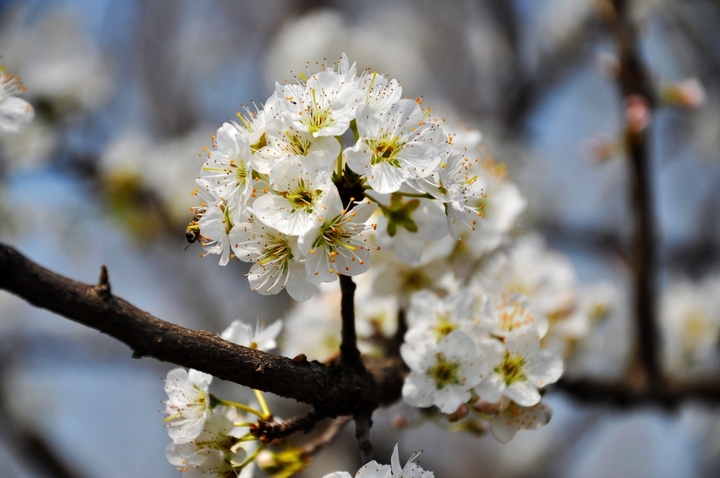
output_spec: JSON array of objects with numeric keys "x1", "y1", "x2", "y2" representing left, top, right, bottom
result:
[{"x1": 1, "y1": 0, "x2": 719, "y2": 476}]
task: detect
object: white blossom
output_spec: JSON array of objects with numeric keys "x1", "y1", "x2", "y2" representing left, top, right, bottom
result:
[
  {"x1": 346, "y1": 100, "x2": 445, "y2": 194},
  {"x1": 412, "y1": 150, "x2": 485, "y2": 236},
  {"x1": 197, "y1": 122, "x2": 256, "y2": 224},
  {"x1": 403, "y1": 289, "x2": 479, "y2": 345},
  {"x1": 358, "y1": 69, "x2": 402, "y2": 112},
  {"x1": 254, "y1": 118, "x2": 340, "y2": 175},
  {"x1": 401, "y1": 330, "x2": 485, "y2": 414},
  {"x1": 221, "y1": 319, "x2": 283, "y2": 351},
  {"x1": 166, "y1": 406, "x2": 251, "y2": 478},
  {"x1": 234, "y1": 97, "x2": 276, "y2": 151},
  {"x1": 660, "y1": 274, "x2": 720, "y2": 374},
  {"x1": 276, "y1": 70, "x2": 364, "y2": 137},
  {"x1": 251, "y1": 155, "x2": 337, "y2": 236},
  {"x1": 480, "y1": 292, "x2": 549, "y2": 339},
  {"x1": 416, "y1": 147, "x2": 525, "y2": 255},
  {"x1": 466, "y1": 177, "x2": 525, "y2": 255},
  {"x1": 281, "y1": 282, "x2": 341, "y2": 361},
  {"x1": 490, "y1": 401, "x2": 552, "y2": 444},
  {"x1": 364, "y1": 252, "x2": 451, "y2": 303},
  {"x1": 229, "y1": 218, "x2": 316, "y2": 301},
  {"x1": 198, "y1": 199, "x2": 234, "y2": 266},
  {"x1": 482, "y1": 233, "x2": 577, "y2": 317},
  {"x1": 299, "y1": 190, "x2": 378, "y2": 284},
  {"x1": 389, "y1": 443, "x2": 434, "y2": 477},
  {"x1": 322, "y1": 443, "x2": 434, "y2": 478},
  {"x1": 0, "y1": 68, "x2": 33, "y2": 132},
  {"x1": 98, "y1": 128, "x2": 207, "y2": 225},
  {"x1": 0, "y1": 11, "x2": 111, "y2": 111},
  {"x1": 474, "y1": 326, "x2": 563, "y2": 406},
  {"x1": 356, "y1": 462, "x2": 391, "y2": 478},
  {"x1": 355, "y1": 291, "x2": 399, "y2": 342},
  {"x1": 164, "y1": 368, "x2": 213, "y2": 444}
]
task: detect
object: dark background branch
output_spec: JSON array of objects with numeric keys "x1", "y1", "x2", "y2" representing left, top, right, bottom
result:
[{"x1": 610, "y1": 0, "x2": 662, "y2": 387}]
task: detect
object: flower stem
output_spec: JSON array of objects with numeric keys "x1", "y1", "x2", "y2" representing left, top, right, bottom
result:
[
  {"x1": 214, "y1": 397, "x2": 265, "y2": 418},
  {"x1": 363, "y1": 193, "x2": 385, "y2": 210},
  {"x1": 254, "y1": 389, "x2": 271, "y2": 418},
  {"x1": 363, "y1": 188, "x2": 433, "y2": 200},
  {"x1": 394, "y1": 191, "x2": 434, "y2": 199},
  {"x1": 236, "y1": 442, "x2": 266, "y2": 471},
  {"x1": 334, "y1": 136, "x2": 344, "y2": 178}
]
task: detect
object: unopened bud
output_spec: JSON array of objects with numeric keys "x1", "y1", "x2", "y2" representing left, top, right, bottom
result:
[
  {"x1": 585, "y1": 135, "x2": 618, "y2": 162},
  {"x1": 392, "y1": 414, "x2": 409, "y2": 430},
  {"x1": 473, "y1": 398, "x2": 502, "y2": 415},
  {"x1": 662, "y1": 78, "x2": 706, "y2": 109},
  {"x1": 625, "y1": 94, "x2": 651, "y2": 135},
  {"x1": 256, "y1": 450, "x2": 275, "y2": 469},
  {"x1": 446, "y1": 404, "x2": 469, "y2": 422}
]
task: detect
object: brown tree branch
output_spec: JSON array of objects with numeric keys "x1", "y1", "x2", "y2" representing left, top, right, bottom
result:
[
  {"x1": 5, "y1": 232, "x2": 720, "y2": 446},
  {"x1": 0, "y1": 243, "x2": 403, "y2": 419}
]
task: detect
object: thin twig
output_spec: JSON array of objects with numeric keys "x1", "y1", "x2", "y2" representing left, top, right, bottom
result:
[
  {"x1": 251, "y1": 410, "x2": 326, "y2": 443},
  {"x1": 300, "y1": 416, "x2": 352, "y2": 458}
]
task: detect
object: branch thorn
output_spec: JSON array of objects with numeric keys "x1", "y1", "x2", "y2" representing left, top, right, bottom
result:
[{"x1": 95, "y1": 264, "x2": 112, "y2": 301}]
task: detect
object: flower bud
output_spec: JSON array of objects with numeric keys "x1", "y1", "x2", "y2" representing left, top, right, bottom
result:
[
  {"x1": 662, "y1": 78, "x2": 706, "y2": 109},
  {"x1": 445, "y1": 404, "x2": 469, "y2": 422}
]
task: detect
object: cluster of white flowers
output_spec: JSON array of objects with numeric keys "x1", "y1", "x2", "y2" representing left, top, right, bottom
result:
[
  {"x1": 164, "y1": 368, "x2": 255, "y2": 477},
  {"x1": 400, "y1": 287, "x2": 563, "y2": 440},
  {"x1": 0, "y1": 64, "x2": 34, "y2": 132},
  {"x1": 192, "y1": 53, "x2": 523, "y2": 302},
  {"x1": 278, "y1": 222, "x2": 616, "y2": 443},
  {"x1": 163, "y1": 319, "x2": 283, "y2": 477},
  {"x1": 177, "y1": 53, "x2": 623, "y2": 475},
  {"x1": 324, "y1": 444, "x2": 433, "y2": 478}
]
